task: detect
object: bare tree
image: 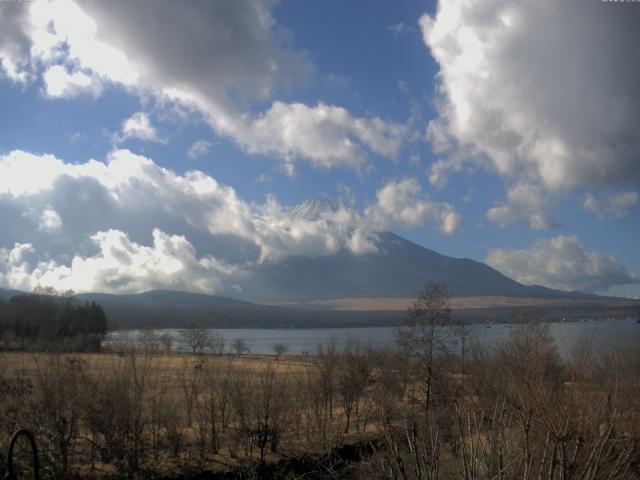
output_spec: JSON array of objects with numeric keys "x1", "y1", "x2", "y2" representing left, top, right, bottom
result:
[
  {"x1": 158, "y1": 333, "x2": 173, "y2": 354},
  {"x1": 179, "y1": 358, "x2": 202, "y2": 428},
  {"x1": 232, "y1": 338, "x2": 250, "y2": 356},
  {"x1": 449, "y1": 316, "x2": 637, "y2": 480},
  {"x1": 396, "y1": 282, "x2": 451, "y2": 414},
  {"x1": 123, "y1": 337, "x2": 158, "y2": 474},
  {"x1": 32, "y1": 354, "x2": 83, "y2": 478},
  {"x1": 200, "y1": 357, "x2": 224, "y2": 453},
  {"x1": 336, "y1": 338, "x2": 372, "y2": 433},
  {"x1": 210, "y1": 331, "x2": 226, "y2": 355},
  {"x1": 272, "y1": 342, "x2": 288, "y2": 360},
  {"x1": 250, "y1": 366, "x2": 290, "y2": 461},
  {"x1": 180, "y1": 325, "x2": 211, "y2": 355},
  {"x1": 139, "y1": 330, "x2": 162, "y2": 353},
  {"x1": 314, "y1": 338, "x2": 338, "y2": 443}
]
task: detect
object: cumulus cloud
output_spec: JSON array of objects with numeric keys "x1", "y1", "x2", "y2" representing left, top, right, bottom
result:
[
  {"x1": 0, "y1": 229, "x2": 245, "y2": 294},
  {"x1": 43, "y1": 65, "x2": 102, "y2": 98},
  {"x1": 421, "y1": 0, "x2": 640, "y2": 190},
  {"x1": 420, "y1": 0, "x2": 640, "y2": 229},
  {"x1": 0, "y1": 0, "x2": 138, "y2": 86},
  {"x1": 0, "y1": 150, "x2": 456, "y2": 293},
  {"x1": 487, "y1": 235, "x2": 636, "y2": 293},
  {"x1": 241, "y1": 102, "x2": 405, "y2": 173},
  {"x1": 116, "y1": 112, "x2": 162, "y2": 143},
  {"x1": 0, "y1": 0, "x2": 406, "y2": 172},
  {"x1": 365, "y1": 178, "x2": 460, "y2": 235},
  {"x1": 38, "y1": 207, "x2": 63, "y2": 233},
  {"x1": 582, "y1": 191, "x2": 639, "y2": 219},
  {"x1": 187, "y1": 140, "x2": 212, "y2": 160},
  {"x1": 428, "y1": 158, "x2": 458, "y2": 190},
  {"x1": 252, "y1": 197, "x2": 373, "y2": 260},
  {"x1": 0, "y1": 2, "x2": 34, "y2": 83},
  {"x1": 81, "y1": 0, "x2": 306, "y2": 100},
  {"x1": 487, "y1": 183, "x2": 561, "y2": 230}
]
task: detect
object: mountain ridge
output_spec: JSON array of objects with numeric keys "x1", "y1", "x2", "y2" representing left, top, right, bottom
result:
[
  {"x1": 1, "y1": 285, "x2": 635, "y2": 330},
  {"x1": 1, "y1": 228, "x2": 635, "y2": 328},
  {"x1": 237, "y1": 231, "x2": 602, "y2": 303}
]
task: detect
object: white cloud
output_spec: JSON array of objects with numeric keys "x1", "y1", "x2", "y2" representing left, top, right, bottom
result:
[
  {"x1": 346, "y1": 229, "x2": 378, "y2": 255},
  {"x1": 252, "y1": 197, "x2": 370, "y2": 261},
  {"x1": 0, "y1": 243, "x2": 39, "y2": 292},
  {"x1": 0, "y1": 0, "x2": 406, "y2": 172},
  {"x1": 241, "y1": 102, "x2": 405, "y2": 173},
  {"x1": 117, "y1": 112, "x2": 162, "y2": 143},
  {"x1": 440, "y1": 210, "x2": 461, "y2": 236},
  {"x1": 28, "y1": 0, "x2": 139, "y2": 85},
  {"x1": 428, "y1": 158, "x2": 459, "y2": 190},
  {"x1": 0, "y1": 3, "x2": 33, "y2": 83},
  {"x1": 0, "y1": 229, "x2": 245, "y2": 294},
  {"x1": 187, "y1": 140, "x2": 212, "y2": 160},
  {"x1": 421, "y1": 0, "x2": 640, "y2": 191},
  {"x1": 582, "y1": 191, "x2": 639, "y2": 219},
  {"x1": 0, "y1": 150, "x2": 457, "y2": 293},
  {"x1": 486, "y1": 235, "x2": 636, "y2": 293},
  {"x1": 365, "y1": 178, "x2": 460, "y2": 235},
  {"x1": 38, "y1": 207, "x2": 63, "y2": 233},
  {"x1": 420, "y1": 0, "x2": 640, "y2": 229},
  {"x1": 0, "y1": 150, "x2": 75, "y2": 196},
  {"x1": 42, "y1": 65, "x2": 102, "y2": 98},
  {"x1": 487, "y1": 183, "x2": 560, "y2": 230},
  {"x1": 0, "y1": 148, "x2": 255, "y2": 260},
  {"x1": 77, "y1": 0, "x2": 305, "y2": 100}
]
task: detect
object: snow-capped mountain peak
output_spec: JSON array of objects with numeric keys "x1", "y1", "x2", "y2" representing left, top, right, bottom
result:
[{"x1": 290, "y1": 198, "x2": 342, "y2": 221}]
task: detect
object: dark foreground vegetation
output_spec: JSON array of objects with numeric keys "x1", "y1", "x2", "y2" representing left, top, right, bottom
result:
[
  {"x1": 0, "y1": 288, "x2": 108, "y2": 352},
  {"x1": 0, "y1": 285, "x2": 638, "y2": 479}
]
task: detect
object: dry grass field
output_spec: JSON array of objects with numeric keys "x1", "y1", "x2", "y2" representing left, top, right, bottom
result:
[
  {"x1": 293, "y1": 295, "x2": 639, "y2": 311},
  {"x1": 0, "y1": 347, "x2": 386, "y2": 478},
  {"x1": 1, "y1": 316, "x2": 638, "y2": 479},
  {"x1": 0, "y1": 350, "x2": 312, "y2": 378}
]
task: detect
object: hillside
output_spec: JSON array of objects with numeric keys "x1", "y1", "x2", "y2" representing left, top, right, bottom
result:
[
  {"x1": 1, "y1": 216, "x2": 635, "y2": 328},
  {"x1": 73, "y1": 290, "x2": 404, "y2": 329},
  {"x1": 1, "y1": 285, "x2": 636, "y2": 330},
  {"x1": 239, "y1": 230, "x2": 598, "y2": 303}
]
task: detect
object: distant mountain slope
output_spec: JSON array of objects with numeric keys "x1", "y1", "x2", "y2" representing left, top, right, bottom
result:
[
  {"x1": 69, "y1": 289, "x2": 638, "y2": 329},
  {"x1": 239, "y1": 231, "x2": 596, "y2": 303},
  {"x1": 0, "y1": 287, "x2": 21, "y2": 301},
  {"x1": 1, "y1": 286, "x2": 634, "y2": 329},
  {"x1": 2, "y1": 215, "x2": 632, "y2": 328},
  {"x1": 73, "y1": 290, "x2": 402, "y2": 329}
]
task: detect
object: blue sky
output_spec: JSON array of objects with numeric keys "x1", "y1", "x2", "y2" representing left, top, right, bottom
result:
[{"x1": 0, "y1": 0, "x2": 638, "y2": 298}]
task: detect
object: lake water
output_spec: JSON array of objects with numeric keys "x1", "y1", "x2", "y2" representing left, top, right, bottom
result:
[{"x1": 108, "y1": 319, "x2": 640, "y2": 357}]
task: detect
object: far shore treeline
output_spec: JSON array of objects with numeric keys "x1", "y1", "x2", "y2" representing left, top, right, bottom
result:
[{"x1": 0, "y1": 287, "x2": 108, "y2": 351}]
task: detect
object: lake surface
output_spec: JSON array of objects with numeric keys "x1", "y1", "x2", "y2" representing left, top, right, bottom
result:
[{"x1": 108, "y1": 319, "x2": 640, "y2": 357}]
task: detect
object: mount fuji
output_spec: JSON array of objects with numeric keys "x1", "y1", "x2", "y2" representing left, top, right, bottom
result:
[{"x1": 236, "y1": 199, "x2": 593, "y2": 304}]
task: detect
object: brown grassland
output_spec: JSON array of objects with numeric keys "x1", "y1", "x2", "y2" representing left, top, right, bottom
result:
[
  {"x1": 292, "y1": 296, "x2": 639, "y2": 311},
  {"x1": 0, "y1": 288, "x2": 639, "y2": 479}
]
